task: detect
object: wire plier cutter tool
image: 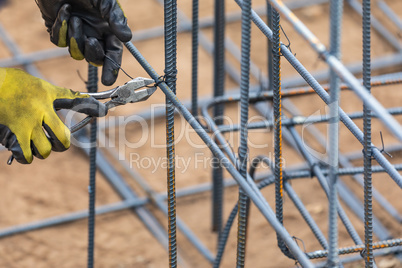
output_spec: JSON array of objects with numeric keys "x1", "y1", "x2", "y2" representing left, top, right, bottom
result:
[
  {"x1": 70, "y1": 77, "x2": 157, "y2": 133},
  {"x1": 7, "y1": 77, "x2": 156, "y2": 165}
]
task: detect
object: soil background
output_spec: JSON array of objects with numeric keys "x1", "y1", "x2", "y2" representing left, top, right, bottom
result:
[{"x1": 0, "y1": 0, "x2": 401, "y2": 267}]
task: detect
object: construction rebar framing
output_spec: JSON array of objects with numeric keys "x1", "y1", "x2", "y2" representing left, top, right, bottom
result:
[{"x1": 1, "y1": 0, "x2": 402, "y2": 267}]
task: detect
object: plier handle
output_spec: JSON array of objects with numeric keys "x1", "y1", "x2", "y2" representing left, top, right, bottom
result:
[{"x1": 70, "y1": 77, "x2": 156, "y2": 133}]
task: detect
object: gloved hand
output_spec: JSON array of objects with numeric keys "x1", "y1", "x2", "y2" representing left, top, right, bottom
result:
[
  {"x1": 35, "y1": 0, "x2": 132, "y2": 86},
  {"x1": 0, "y1": 68, "x2": 106, "y2": 164}
]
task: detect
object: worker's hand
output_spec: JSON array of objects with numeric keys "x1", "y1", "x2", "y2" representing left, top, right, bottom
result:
[
  {"x1": 0, "y1": 68, "x2": 106, "y2": 164},
  {"x1": 35, "y1": 0, "x2": 132, "y2": 86}
]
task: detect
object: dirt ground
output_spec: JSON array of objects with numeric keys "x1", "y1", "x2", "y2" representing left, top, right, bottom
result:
[{"x1": 0, "y1": 0, "x2": 401, "y2": 267}]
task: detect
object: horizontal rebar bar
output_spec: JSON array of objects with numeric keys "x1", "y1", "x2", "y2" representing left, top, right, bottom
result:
[
  {"x1": 313, "y1": 246, "x2": 402, "y2": 268},
  {"x1": 307, "y1": 239, "x2": 402, "y2": 259}
]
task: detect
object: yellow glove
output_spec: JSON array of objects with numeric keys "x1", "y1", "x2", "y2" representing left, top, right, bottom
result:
[{"x1": 0, "y1": 68, "x2": 106, "y2": 164}]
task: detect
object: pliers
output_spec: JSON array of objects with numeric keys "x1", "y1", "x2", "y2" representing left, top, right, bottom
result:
[
  {"x1": 70, "y1": 77, "x2": 157, "y2": 133},
  {"x1": 7, "y1": 77, "x2": 156, "y2": 165}
]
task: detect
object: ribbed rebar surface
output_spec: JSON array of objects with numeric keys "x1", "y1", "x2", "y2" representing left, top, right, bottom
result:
[
  {"x1": 164, "y1": 0, "x2": 178, "y2": 266},
  {"x1": 307, "y1": 238, "x2": 402, "y2": 259},
  {"x1": 272, "y1": 7, "x2": 290, "y2": 260},
  {"x1": 267, "y1": 3, "x2": 274, "y2": 91},
  {"x1": 191, "y1": 0, "x2": 199, "y2": 117},
  {"x1": 362, "y1": 0, "x2": 374, "y2": 266},
  {"x1": 212, "y1": 0, "x2": 226, "y2": 234},
  {"x1": 236, "y1": 0, "x2": 252, "y2": 267},
  {"x1": 328, "y1": 0, "x2": 344, "y2": 266},
  {"x1": 86, "y1": 64, "x2": 98, "y2": 268}
]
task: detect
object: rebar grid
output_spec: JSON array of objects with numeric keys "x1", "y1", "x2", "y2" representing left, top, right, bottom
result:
[{"x1": 0, "y1": 1, "x2": 402, "y2": 267}]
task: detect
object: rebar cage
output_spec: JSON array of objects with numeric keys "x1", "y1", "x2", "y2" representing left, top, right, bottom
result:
[{"x1": 0, "y1": 0, "x2": 401, "y2": 267}]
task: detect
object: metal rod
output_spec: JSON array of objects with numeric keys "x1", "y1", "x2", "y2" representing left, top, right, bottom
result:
[
  {"x1": 236, "y1": 0, "x2": 253, "y2": 266},
  {"x1": 212, "y1": 0, "x2": 226, "y2": 234},
  {"x1": 327, "y1": 0, "x2": 343, "y2": 265},
  {"x1": 191, "y1": 0, "x2": 199, "y2": 117},
  {"x1": 164, "y1": 0, "x2": 178, "y2": 266},
  {"x1": 86, "y1": 64, "x2": 98, "y2": 268},
  {"x1": 272, "y1": 5, "x2": 291, "y2": 260},
  {"x1": 307, "y1": 238, "x2": 402, "y2": 259},
  {"x1": 362, "y1": 0, "x2": 374, "y2": 266}
]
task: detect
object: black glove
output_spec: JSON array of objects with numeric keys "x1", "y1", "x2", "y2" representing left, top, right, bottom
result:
[{"x1": 35, "y1": 0, "x2": 132, "y2": 86}]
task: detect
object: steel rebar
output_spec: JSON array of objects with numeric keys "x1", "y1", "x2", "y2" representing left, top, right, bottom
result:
[
  {"x1": 327, "y1": 0, "x2": 343, "y2": 265},
  {"x1": 86, "y1": 64, "x2": 98, "y2": 268},
  {"x1": 307, "y1": 239, "x2": 402, "y2": 259},
  {"x1": 236, "y1": 0, "x2": 253, "y2": 266},
  {"x1": 164, "y1": 0, "x2": 178, "y2": 266},
  {"x1": 362, "y1": 0, "x2": 374, "y2": 266},
  {"x1": 191, "y1": 0, "x2": 199, "y2": 117},
  {"x1": 212, "y1": 0, "x2": 226, "y2": 234}
]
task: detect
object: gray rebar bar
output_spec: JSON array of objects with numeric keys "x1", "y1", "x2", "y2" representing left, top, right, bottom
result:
[
  {"x1": 267, "y1": 2, "x2": 274, "y2": 91},
  {"x1": 164, "y1": 0, "x2": 178, "y2": 266},
  {"x1": 307, "y1": 238, "x2": 402, "y2": 259},
  {"x1": 272, "y1": 6, "x2": 292, "y2": 260},
  {"x1": 328, "y1": 0, "x2": 343, "y2": 265},
  {"x1": 212, "y1": 0, "x2": 226, "y2": 234},
  {"x1": 362, "y1": 0, "x2": 374, "y2": 266},
  {"x1": 191, "y1": 0, "x2": 199, "y2": 117},
  {"x1": 86, "y1": 64, "x2": 98, "y2": 268},
  {"x1": 314, "y1": 246, "x2": 402, "y2": 267},
  {"x1": 236, "y1": 0, "x2": 252, "y2": 266}
]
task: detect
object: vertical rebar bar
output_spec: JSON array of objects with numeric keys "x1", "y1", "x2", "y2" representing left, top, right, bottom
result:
[
  {"x1": 272, "y1": 6, "x2": 290, "y2": 260},
  {"x1": 363, "y1": 0, "x2": 374, "y2": 267},
  {"x1": 86, "y1": 64, "x2": 98, "y2": 268},
  {"x1": 328, "y1": 1, "x2": 343, "y2": 266},
  {"x1": 267, "y1": 2, "x2": 274, "y2": 91},
  {"x1": 164, "y1": 0, "x2": 178, "y2": 266},
  {"x1": 191, "y1": 0, "x2": 199, "y2": 117},
  {"x1": 212, "y1": 0, "x2": 226, "y2": 234},
  {"x1": 236, "y1": 0, "x2": 252, "y2": 267}
]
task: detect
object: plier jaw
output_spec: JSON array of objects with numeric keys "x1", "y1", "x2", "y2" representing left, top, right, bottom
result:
[
  {"x1": 107, "y1": 77, "x2": 156, "y2": 110},
  {"x1": 70, "y1": 77, "x2": 157, "y2": 133}
]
